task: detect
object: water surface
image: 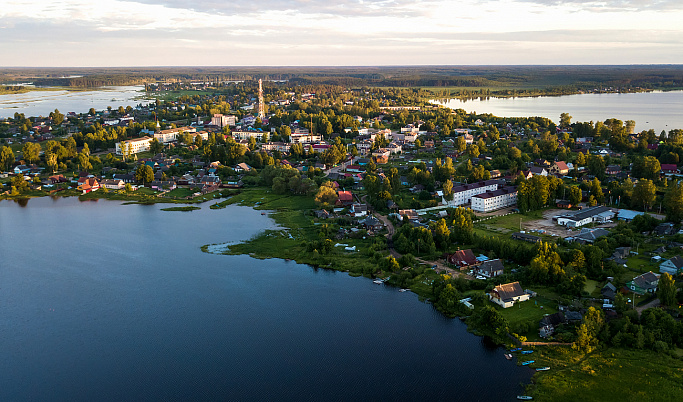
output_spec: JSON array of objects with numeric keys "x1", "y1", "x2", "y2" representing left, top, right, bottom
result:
[{"x1": 0, "y1": 197, "x2": 531, "y2": 401}]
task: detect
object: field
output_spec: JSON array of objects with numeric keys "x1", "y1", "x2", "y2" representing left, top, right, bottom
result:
[{"x1": 529, "y1": 347, "x2": 683, "y2": 401}]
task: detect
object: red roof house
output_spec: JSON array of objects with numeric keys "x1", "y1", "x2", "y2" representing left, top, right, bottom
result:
[{"x1": 448, "y1": 249, "x2": 479, "y2": 268}]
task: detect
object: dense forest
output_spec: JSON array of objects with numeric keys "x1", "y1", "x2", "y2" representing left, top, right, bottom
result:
[{"x1": 2, "y1": 65, "x2": 683, "y2": 91}]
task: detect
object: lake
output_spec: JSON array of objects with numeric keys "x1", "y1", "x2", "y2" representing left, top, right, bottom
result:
[
  {"x1": 0, "y1": 86, "x2": 154, "y2": 119},
  {"x1": 0, "y1": 197, "x2": 531, "y2": 401},
  {"x1": 433, "y1": 90, "x2": 683, "y2": 133}
]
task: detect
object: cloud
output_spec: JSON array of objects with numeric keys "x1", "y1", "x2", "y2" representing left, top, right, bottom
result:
[{"x1": 513, "y1": 0, "x2": 683, "y2": 11}]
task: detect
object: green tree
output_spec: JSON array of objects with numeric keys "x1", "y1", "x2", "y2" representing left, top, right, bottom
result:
[
  {"x1": 0, "y1": 146, "x2": 14, "y2": 171},
  {"x1": 314, "y1": 181, "x2": 338, "y2": 205},
  {"x1": 49, "y1": 108, "x2": 64, "y2": 125},
  {"x1": 433, "y1": 218, "x2": 451, "y2": 250},
  {"x1": 22, "y1": 142, "x2": 41, "y2": 164},
  {"x1": 657, "y1": 272, "x2": 676, "y2": 307},
  {"x1": 10, "y1": 174, "x2": 28, "y2": 193},
  {"x1": 149, "y1": 138, "x2": 163, "y2": 154},
  {"x1": 560, "y1": 112, "x2": 572, "y2": 128},
  {"x1": 632, "y1": 179, "x2": 656, "y2": 211},
  {"x1": 590, "y1": 178, "x2": 604, "y2": 203},
  {"x1": 664, "y1": 180, "x2": 683, "y2": 222},
  {"x1": 568, "y1": 185, "x2": 582, "y2": 206},
  {"x1": 443, "y1": 179, "x2": 454, "y2": 201},
  {"x1": 135, "y1": 164, "x2": 154, "y2": 185}
]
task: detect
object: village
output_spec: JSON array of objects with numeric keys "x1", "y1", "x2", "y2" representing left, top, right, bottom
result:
[{"x1": 1, "y1": 82, "x2": 682, "y2": 388}]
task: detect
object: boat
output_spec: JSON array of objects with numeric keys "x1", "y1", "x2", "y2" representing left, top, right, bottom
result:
[
  {"x1": 504, "y1": 353, "x2": 513, "y2": 360},
  {"x1": 517, "y1": 396, "x2": 533, "y2": 400},
  {"x1": 521, "y1": 350, "x2": 534, "y2": 355},
  {"x1": 536, "y1": 367, "x2": 550, "y2": 371},
  {"x1": 520, "y1": 360, "x2": 535, "y2": 366},
  {"x1": 399, "y1": 289, "x2": 409, "y2": 292},
  {"x1": 509, "y1": 348, "x2": 522, "y2": 352},
  {"x1": 373, "y1": 279, "x2": 384, "y2": 284}
]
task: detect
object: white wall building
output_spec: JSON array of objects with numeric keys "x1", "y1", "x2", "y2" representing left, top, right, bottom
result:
[
  {"x1": 471, "y1": 187, "x2": 518, "y2": 212},
  {"x1": 116, "y1": 136, "x2": 153, "y2": 155},
  {"x1": 233, "y1": 130, "x2": 265, "y2": 141},
  {"x1": 153, "y1": 126, "x2": 197, "y2": 144},
  {"x1": 444, "y1": 180, "x2": 501, "y2": 206},
  {"x1": 290, "y1": 133, "x2": 322, "y2": 144},
  {"x1": 211, "y1": 114, "x2": 237, "y2": 128}
]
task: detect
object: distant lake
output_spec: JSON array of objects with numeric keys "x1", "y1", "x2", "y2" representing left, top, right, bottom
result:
[
  {"x1": 0, "y1": 197, "x2": 531, "y2": 401},
  {"x1": 433, "y1": 90, "x2": 683, "y2": 133},
  {"x1": 0, "y1": 86, "x2": 154, "y2": 119}
]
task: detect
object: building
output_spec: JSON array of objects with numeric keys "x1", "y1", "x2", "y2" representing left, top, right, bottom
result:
[
  {"x1": 528, "y1": 166, "x2": 548, "y2": 176},
  {"x1": 555, "y1": 206, "x2": 615, "y2": 228},
  {"x1": 153, "y1": 126, "x2": 197, "y2": 143},
  {"x1": 549, "y1": 161, "x2": 569, "y2": 175},
  {"x1": 100, "y1": 179, "x2": 125, "y2": 190},
  {"x1": 115, "y1": 136, "x2": 153, "y2": 155},
  {"x1": 471, "y1": 186, "x2": 517, "y2": 213},
  {"x1": 661, "y1": 164, "x2": 679, "y2": 174},
  {"x1": 511, "y1": 232, "x2": 541, "y2": 243},
  {"x1": 660, "y1": 256, "x2": 683, "y2": 276},
  {"x1": 567, "y1": 228, "x2": 610, "y2": 244},
  {"x1": 445, "y1": 180, "x2": 501, "y2": 207},
  {"x1": 489, "y1": 282, "x2": 529, "y2": 308},
  {"x1": 211, "y1": 114, "x2": 237, "y2": 128},
  {"x1": 233, "y1": 129, "x2": 266, "y2": 141},
  {"x1": 448, "y1": 249, "x2": 478, "y2": 268},
  {"x1": 291, "y1": 133, "x2": 322, "y2": 144},
  {"x1": 627, "y1": 271, "x2": 660, "y2": 295},
  {"x1": 474, "y1": 259, "x2": 504, "y2": 278},
  {"x1": 261, "y1": 142, "x2": 291, "y2": 153},
  {"x1": 77, "y1": 177, "x2": 100, "y2": 194}
]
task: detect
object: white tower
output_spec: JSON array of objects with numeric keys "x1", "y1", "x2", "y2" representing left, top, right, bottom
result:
[{"x1": 258, "y1": 79, "x2": 265, "y2": 120}]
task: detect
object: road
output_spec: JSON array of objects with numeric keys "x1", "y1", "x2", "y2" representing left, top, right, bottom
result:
[{"x1": 636, "y1": 298, "x2": 660, "y2": 315}]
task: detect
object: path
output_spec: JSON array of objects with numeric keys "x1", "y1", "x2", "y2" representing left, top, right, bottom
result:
[
  {"x1": 636, "y1": 298, "x2": 660, "y2": 315},
  {"x1": 373, "y1": 212, "x2": 401, "y2": 259}
]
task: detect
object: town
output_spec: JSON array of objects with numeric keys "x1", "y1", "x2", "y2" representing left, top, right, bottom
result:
[{"x1": 1, "y1": 80, "x2": 682, "y2": 400}]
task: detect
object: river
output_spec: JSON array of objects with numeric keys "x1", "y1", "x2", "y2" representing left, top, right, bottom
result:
[
  {"x1": 0, "y1": 86, "x2": 154, "y2": 119},
  {"x1": 0, "y1": 197, "x2": 531, "y2": 401},
  {"x1": 433, "y1": 90, "x2": 683, "y2": 133}
]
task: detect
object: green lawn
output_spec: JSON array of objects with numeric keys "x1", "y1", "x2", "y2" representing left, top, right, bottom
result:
[
  {"x1": 530, "y1": 347, "x2": 683, "y2": 402},
  {"x1": 164, "y1": 187, "x2": 196, "y2": 199}
]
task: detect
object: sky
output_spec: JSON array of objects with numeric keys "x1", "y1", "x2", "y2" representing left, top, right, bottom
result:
[{"x1": 1, "y1": 0, "x2": 683, "y2": 66}]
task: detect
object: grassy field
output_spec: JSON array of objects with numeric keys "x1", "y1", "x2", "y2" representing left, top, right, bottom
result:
[{"x1": 529, "y1": 347, "x2": 683, "y2": 401}]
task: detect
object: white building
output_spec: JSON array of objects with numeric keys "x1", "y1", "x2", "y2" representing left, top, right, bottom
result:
[
  {"x1": 261, "y1": 142, "x2": 291, "y2": 153},
  {"x1": 471, "y1": 187, "x2": 518, "y2": 212},
  {"x1": 290, "y1": 133, "x2": 322, "y2": 144},
  {"x1": 555, "y1": 206, "x2": 615, "y2": 228},
  {"x1": 115, "y1": 136, "x2": 153, "y2": 155},
  {"x1": 489, "y1": 281, "x2": 530, "y2": 308},
  {"x1": 444, "y1": 180, "x2": 501, "y2": 206},
  {"x1": 153, "y1": 126, "x2": 197, "y2": 144},
  {"x1": 211, "y1": 114, "x2": 237, "y2": 128},
  {"x1": 233, "y1": 130, "x2": 266, "y2": 141}
]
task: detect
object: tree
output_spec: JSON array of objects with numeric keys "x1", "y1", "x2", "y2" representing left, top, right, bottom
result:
[
  {"x1": 590, "y1": 178, "x2": 604, "y2": 203},
  {"x1": 528, "y1": 242, "x2": 565, "y2": 284},
  {"x1": 135, "y1": 164, "x2": 154, "y2": 185},
  {"x1": 22, "y1": 142, "x2": 41, "y2": 164},
  {"x1": 560, "y1": 113, "x2": 572, "y2": 128},
  {"x1": 149, "y1": 138, "x2": 163, "y2": 154},
  {"x1": 632, "y1": 179, "x2": 656, "y2": 211},
  {"x1": 657, "y1": 272, "x2": 676, "y2": 307},
  {"x1": 0, "y1": 146, "x2": 14, "y2": 171},
  {"x1": 433, "y1": 218, "x2": 450, "y2": 250},
  {"x1": 664, "y1": 180, "x2": 683, "y2": 222},
  {"x1": 443, "y1": 179, "x2": 454, "y2": 201},
  {"x1": 49, "y1": 108, "x2": 64, "y2": 125},
  {"x1": 314, "y1": 182, "x2": 338, "y2": 205},
  {"x1": 568, "y1": 185, "x2": 582, "y2": 206},
  {"x1": 10, "y1": 174, "x2": 28, "y2": 193},
  {"x1": 466, "y1": 144, "x2": 480, "y2": 158}
]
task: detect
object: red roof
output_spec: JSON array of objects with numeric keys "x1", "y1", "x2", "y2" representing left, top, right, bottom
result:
[
  {"x1": 449, "y1": 249, "x2": 477, "y2": 266},
  {"x1": 337, "y1": 191, "x2": 353, "y2": 202},
  {"x1": 661, "y1": 164, "x2": 678, "y2": 172}
]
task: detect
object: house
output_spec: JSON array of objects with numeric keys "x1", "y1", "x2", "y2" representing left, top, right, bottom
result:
[
  {"x1": 661, "y1": 164, "x2": 679, "y2": 174},
  {"x1": 556, "y1": 200, "x2": 572, "y2": 209},
  {"x1": 605, "y1": 165, "x2": 622, "y2": 175},
  {"x1": 448, "y1": 249, "x2": 479, "y2": 268},
  {"x1": 336, "y1": 190, "x2": 354, "y2": 207},
  {"x1": 549, "y1": 161, "x2": 569, "y2": 175},
  {"x1": 199, "y1": 175, "x2": 221, "y2": 186},
  {"x1": 660, "y1": 255, "x2": 683, "y2": 276},
  {"x1": 511, "y1": 232, "x2": 541, "y2": 243},
  {"x1": 100, "y1": 179, "x2": 125, "y2": 190},
  {"x1": 539, "y1": 312, "x2": 566, "y2": 338},
  {"x1": 627, "y1": 271, "x2": 660, "y2": 294},
  {"x1": 528, "y1": 166, "x2": 548, "y2": 176},
  {"x1": 568, "y1": 228, "x2": 610, "y2": 244},
  {"x1": 398, "y1": 209, "x2": 418, "y2": 221},
  {"x1": 234, "y1": 163, "x2": 253, "y2": 173},
  {"x1": 617, "y1": 209, "x2": 644, "y2": 222},
  {"x1": 653, "y1": 223, "x2": 676, "y2": 236},
  {"x1": 470, "y1": 186, "x2": 518, "y2": 213},
  {"x1": 350, "y1": 203, "x2": 368, "y2": 217},
  {"x1": 77, "y1": 177, "x2": 100, "y2": 194},
  {"x1": 48, "y1": 174, "x2": 68, "y2": 184},
  {"x1": 601, "y1": 282, "x2": 617, "y2": 300},
  {"x1": 113, "y1": 173, "x2": 135, "y2": 183},
  {"x1": 359, "y1": 216, "x2": 383, "y2": 231},
  {"x1": 489, "y1": 281, "x2": 530, "y2": 308},
  {"x1": 474, "y1": 259, "x2": 504, "y2": 278}
]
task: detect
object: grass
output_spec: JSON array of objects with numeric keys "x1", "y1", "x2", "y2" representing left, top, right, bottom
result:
[
  {"x1": 529, "y1": 347, "x2": 683, "y2": 402},
  {"x1": 160, "y1": 206, "x2": 200, "y2": 212},
  {"x1": 164, "y1": 187, "x2": 196, "y2": 199}
]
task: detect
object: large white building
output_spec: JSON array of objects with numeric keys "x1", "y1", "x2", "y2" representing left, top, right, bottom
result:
[
  {"x1": 444, "y1": 180, "x2": 501, "y2": 206},
  {"x1": 153, "y1": 126, "x2": 197, "y2": 144},
  {"x1": 115, "y1": 136, "x2": 153, "y2": 155},
  {"x1": 555, "y1": 206, "x2": 615, "y2": 228},
  {"x1": 291, "y1": 133, "x2": 322, "y2": 144},
  {"x1": 471, "y1": 186, "x2": 518, "y2": 212},
  {"x1": 233, "y1": 129, "x2": 266, "y2": 141},
  {"x1": 211, "y1": 114, "x2": 236, "y2": 128}
]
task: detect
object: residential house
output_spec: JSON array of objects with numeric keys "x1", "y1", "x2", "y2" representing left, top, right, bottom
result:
[
  {"x1": 48, "y1": 174, "x2": 68, "y2": 184},
  {"x1": 150, "y1": 181, "x2": 177, "y2": 191},
  {"x1": 234, "y1": 163, "x2": 253, "y2": 173},
  {"x1": 601, "y1": 282, "x2": 618, "y2": 301},
  {"x1": 556, "y1": 200, "x2": 572, "y2": 209},
  {"x1": 470, "y1": 186, "x2": 518, "y2": 213},
  {"x1": 489, "y1": 281, "x2": 530, "y2": 308},
  {"x1": 539, "y1": 312, "x2": 566, "y2": 338},
  {"x1": 568, "y1": 228, "x2": 610, "y2": 244},
  {"x1": 654, "y1": 223, "x2": 676, "y2": 236},
  {"x1": 605, "y1": 165, "x2": 622, "y2": 175},
  {"x1": 661, "y1": 164, "x2": 679, "y2": 175},
  {"x1": 660, "y1": 255, "x2": 683, "y2": 276},
  {"x1": 336, "y1": 190, "x2": 354, "y2": 207},
  {"x1": 549, "y1": 161, "x2": 569, "y2": 175},
  {"x1": 115, "y1": 136, "x2": 153, "y2": 155},
  {"x1": 528, "y1": 166, "x2": 548, "y2": 176},
  {"x1": 474, "y1": 259, "x2": 504, "y2": 278},
  {"x1": 617, "y1": 209, "x2": 644, "y2": 222},
  {"x1": 77, "y1": 177, "x2": 100, "y2": 194},
  {"x1": 100, "y1": 179, "x2": 125, "y2": 190},
  {"x1": 359, "y1": 216, "x2": 383, "y2": 231},
  {"x1": 448, "y1": 249, "x2": 479, "y2": 268},
  {"x1": 627, "y1": 271, "x2": 660, "y2": 295}
]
